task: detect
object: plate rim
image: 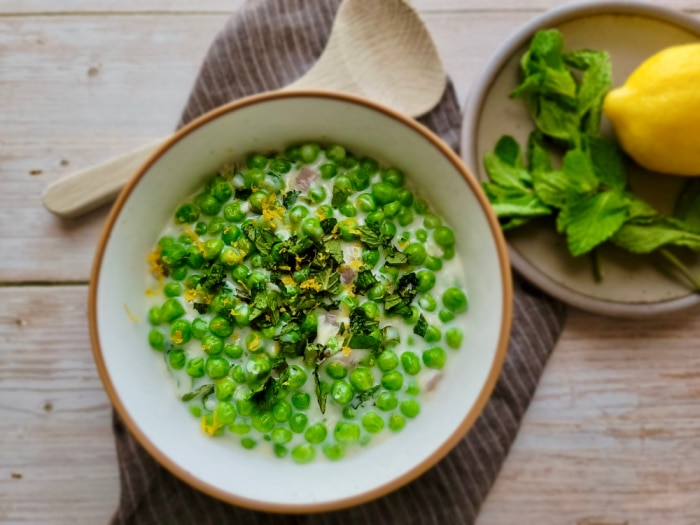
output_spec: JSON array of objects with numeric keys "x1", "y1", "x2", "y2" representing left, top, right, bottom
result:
[{"x1": 460, "y1": 0, "x2": 700, "y2": 318}]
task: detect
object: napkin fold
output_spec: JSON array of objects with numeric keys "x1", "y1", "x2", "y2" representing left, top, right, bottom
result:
[{"x1": 111, "y1": 1, "x2": 567, "y2": 523}]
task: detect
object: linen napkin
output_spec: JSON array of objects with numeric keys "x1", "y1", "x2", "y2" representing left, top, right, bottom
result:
[{"x1": 111, "y1": 1, "x2": 567, "y2": 523}]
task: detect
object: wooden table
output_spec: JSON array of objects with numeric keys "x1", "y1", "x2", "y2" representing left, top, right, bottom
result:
[{"x1": 2, "y1": 1, "x2": 699, "y2": 523}]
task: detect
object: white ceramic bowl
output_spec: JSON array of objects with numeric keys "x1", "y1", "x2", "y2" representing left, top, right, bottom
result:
[
  {"x1": 462, "y1": 0, "x2": 700, "y2": 318},
  {"x1": 89, "y1": 91, "x2": 512, "y2": 512}
]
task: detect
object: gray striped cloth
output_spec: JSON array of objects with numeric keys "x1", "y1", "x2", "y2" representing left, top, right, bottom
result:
[{"x1": 111, "y1": 1, "x2": 567, "y2": 523}]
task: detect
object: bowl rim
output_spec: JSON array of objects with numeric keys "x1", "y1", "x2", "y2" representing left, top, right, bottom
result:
[
  {"x1": 88, "y1": 89, "x2": 513, "y2": 513},
  {"x1": 460, "y1": 0, "x2": 700, "y2": 318}
]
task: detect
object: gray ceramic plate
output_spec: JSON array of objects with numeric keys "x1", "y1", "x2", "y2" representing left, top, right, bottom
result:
[{"x1": 461, "y1": 0, "x2": 700, "y2": 317}]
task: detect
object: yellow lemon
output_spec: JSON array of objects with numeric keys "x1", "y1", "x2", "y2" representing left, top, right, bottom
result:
[{"x1": 603, "y1": 43, "x2": 700, "y2": 176}]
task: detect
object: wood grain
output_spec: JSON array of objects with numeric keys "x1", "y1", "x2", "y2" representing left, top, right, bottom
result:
[{"x1": 3, "y1": 1, "x2": 700, "y2": 524}]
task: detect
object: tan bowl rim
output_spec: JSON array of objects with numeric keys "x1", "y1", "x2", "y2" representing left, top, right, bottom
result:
[{"x1": 88, "y1": 89, "x2": 513, "y2": 514}]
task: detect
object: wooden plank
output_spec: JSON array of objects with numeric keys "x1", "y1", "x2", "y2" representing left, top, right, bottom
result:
[
  {"x1": 478, "y1": 305, "x2": 700, "y2": 524},
  {"x1": 0, "y1": 0, "x2": 698, "y2": 15},
  {"x1": 0, "y1": 286, "x2": 118, "y2": 524}
]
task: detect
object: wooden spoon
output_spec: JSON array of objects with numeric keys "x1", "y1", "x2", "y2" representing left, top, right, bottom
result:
[{"x1": 42, "y1": 0, "x2": 445, "y2": 218}]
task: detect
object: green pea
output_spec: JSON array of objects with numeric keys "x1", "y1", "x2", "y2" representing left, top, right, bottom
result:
[
  {"x1": 414, "y1": 270, "x2": 435, "y2": 293},
  {"x1": 349, "y1": 367, "x2": 374, "y2": 392},
  {"x1": 406, "y1": 382, "x2": 420, "y2": 396},
  {"x1": 284, "y1": 144, "x2": 301, "y2": 161},
  {"x1": 405, "y1": 306, "x2": 420, "y2": 325},
  {"x1": 316, "y1": 204, "x2": 334, "y2": 219},
  {"x1": 432, "y1": 224, "x2": 455, "y2": 246},
  {"x1": 189, "y1": 405, "x2": 202, "y2": 418},
  {"x1": 425, "y1": 325, "x2": 442, "y2": 343},
  {"x1": 270, "y1": 158, "x2": 291, "y2": 174},
  {"x1": 223, "y1": 202, "x2": 246, "y2": 223},
  {"x1": 381, "y1": 370, "x2": 404, "y2": 391},
  {"x1": 442, "y1": 246, "x2": 456, "y2": 260},
  {"x1": 210, "y1": 294, "x2": 235, "y2": 315},
  {"x1": 397, "y1": 207, "x2": 414, "y2": 227},
  {"x1": 342, "y1": 405, "x2": 356, "y2": 419},
  {"x1": 383, "y1": 201, "x2": 401, "y2": 218},
  {"x1": 252, "y1": 412, "x2": 275, "y2": 433},
  {"x1": 160, "y1": 298, "x2": 185, "y2": 322},
  {"x1": 350, "y1": 168, "x2": 371, "y2": 191},
  {"x1": 376, "y1": 391, "x2": 398, "y2": 412},
  {"x1": 442, "y1": 287, "x2": 468, "y2": 313},
  {"x1": 291, "y1": 443, "x2": 315, "y2": 464},
  {"x1": 326, "y1": 362, "x2": 347, "y2": 380},
  {"x1": 438, "y1": 310, "x2": 455, "y2": 324},
  {"x1": 377, "y1": 349, "x2": 399, "y2": 372},
  {"x1": 380, "y1": 220, "x2": 397, "y2": 238},
  {"x1": 338, "y1": 219, "x2": 359, "y2": 241},
  {"x1": 322, "y1": 443, "x2": 345, "y2": 461},
  {"x1": 360, "y1": 156, "x2": 379, "y2": 174},
  {"x1": 148, "y1": 329, "x2": 165, "y2": 350},
  {"x1": 243, "y1": 168, "x2": 265, "y2": 189},
  {"x1": 229, "y1": 421, "x2": 250, "y2": 435},
  {"x1": 175, "y1": 203, "x2": 200, "y2": 224},
  {"x1": 202, "y1": 238, "x2": 224, "y2": 259},
  {"x1": 240, "y1": 437, "x2": 257, "y2": 449},
  {"x1": 289, "y1": 413, "x2": 308, "y2": 434},
  {"x1": 367, "y1": 283, "x2": 387, "y2": 301},
  {"x1": 400, "y1": 400, "x2": 420, "y2": 419},
  {"x1": 234, "y1": 387, "x2": 256, "y2": 416},
  {"x1": 425, "y1": 256, "x2": 442, "y2": 271},
  {"x1": 362, "y1": 411, "x2": 385, "y2": 434},
  {"x1": 309, "y1": 185, "x2": 327, "y2": 204},
  {"x1": 362, "y1": 249, "x2": 380, "y2": 267},
  {"x1": 381, "y1": 167, "x2": 404, "y2": 187},
  {"x1": 147, "y1": 306, "x2": 161, "y2": 326},
  {"x1": 361, "y1": 301, "x2": 380, "y2": 321},
  {"x1": 301, "y1": 217, "x2": 324, "y2": 240},
  {"x1": 380, "y1": 264, "x2": 399, "y2": 282},
  {"x1": 446, "y1": 327, "x2": 463, "y2": 349},
  {"x1": 331, "y1": 380, "x2": 354, "y2": 405},
  {"x1": 397, "y1": 188, "x2": 414, "y2": 207},
  {"x1": 215, "y1": 378, "x2": 236, "y2": 401},
  {"x1": 388, "y1": 414, "x2": 405, "y2": 432},
  {"x1": 186, "y1": 357, "x2": 205, "y2": 378},
  {"x1": 272, "y1": 400, "x2": 293, "y2": 422},
  {"x1": 326, "y1": 144, "x2": 346, "y2": 162},
  {"x1": 170, "y1": 319, "x2": 192, "y2": 344},
  {"x1": 320, "y1": 163, "x2": 338, "y2": 179},
  {"x1": 213, "y1": 401, "x2": 236, "y2": 425},
  {"x1": 405, "y1": 243, "x2": 427, "y2": 266},
  {"x1": 292, "y1": 392, "x2": 311, "y2": 410},
  {"x1": 419, "y1": 294, "x2": 437, "y2": 312},
  {"x1": 209, "y1": 316, "x2": 233, "y2": 338},
  {"x1": 168, "y1": 349, "x2": 186, "y2": 369},
  {"x1": 194, "y1": 221, "x2": 208, "y2": 235},
  {"x1": 365, "y1": 210, "x2": 385, "y2": 226},
  {"x1": 371, "y1": 182, "x2": 398, "y2": 204},
  {"x1": 246, "y1": 152, "x2": 268, "y2": 169},
  {"x1": 170, "y1": 266, "x2": 188, "y2": 281},
  {"x1": 282, "y1": 365, "x2": 307, "y2": 389},
  {"x1": 305, "y1": 423, "x2": 328, "y2": 444},
  {"x1": 197, "y1": 194, "x2": 221, "y2": 216},
  {"x1": 334, "y1": 422, "x2": 361, "y2": 445},
  {"x1": 185, "y1": 246, "x2": 204, "y2": 269},
  {"x1": 206, "y1": 357, "x2": 229, "y2": 379},
  {"x1": 300, "y1": 143, "x2": 321, "y2": 164},
  {"x1": 356, "y1": 193, "x2": 377, "y2": 213},
  {"x1": 231, "y1": 264, "x2": 250, "y2": 283},
  {"x1": 221, "y1": 344, "x2": 242, "y2": 360},
  {"x1": 221, "y1": 225, "x2": 241, "y2": 246},
  {"x1": 248, "y1": 190, "x2": 269, "y2": 213},
  {"x1": 231, "y1": 364, "x2": 247, "y2": 383},
  {"x1": 413, "y1": 198, "x2": 428, "y2": 215},
  {"x1": 210, "y1": 179, "x2": 233, "y2": 203},
  {"x1": 246, "y1": 357, "x2": 271, "y2": 380},
  {"x1": 247, "y1": 271, "x2": 268, "y2": 291},
  {"x1": 271, "y1": 427, "x2": 293, "y2": 445},
  {"x1": 401, "y1": 351, "x2": 421, "y2": 375},
  {"x1": 422, "y1": 347, "x2": 447, "y2": 369},
  {"x1": 261, "y1": 174, "x2": 284, "y2": 194},
  {"x1": 232, "y1": 303, "x2": 251, "y2": 327},
  {"x1": 339, "y1": 200, "x2": 357, "y2": 217},
  {"x1": 201, "y1": 334, "x2": 223, "y2": 356}
]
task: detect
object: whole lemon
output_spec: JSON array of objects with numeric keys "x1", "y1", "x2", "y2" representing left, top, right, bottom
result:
[{"x1": 603, "y1": 42, "x2": 700, "y2": 176}]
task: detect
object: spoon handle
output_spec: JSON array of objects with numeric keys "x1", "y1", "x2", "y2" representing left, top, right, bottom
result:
[{"x1": 41, "y1": 138, "x2": 167, "y2": 218}]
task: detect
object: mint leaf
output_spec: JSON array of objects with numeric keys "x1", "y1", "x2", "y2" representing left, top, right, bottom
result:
[
  {"x1": 587, "y1": 136, "x2": 626, "y2": 190},
  {"x1": 612, "y1": 219, "x2": 700, "y2": 253},
  {"x1": 242, "y1": 223, "x2": 278, "y2": 256},
  {"x1": 413, "y1": 314, "x2": 428, "y2": 337},
  {"x1": 494, "y1": 135, "x2": 523, "y2": 167},
  {"x1": 354, "y1": 269, "x2": 379, "y2": 295},
  {"x1": 564, "y1": 50, "x2": 611, "y2": 134},
  {"x1": 251, "y1": 377, "x2": 281, "y2": 412},
  {"x1": 484, "y1": 151, "x2": 532, "y2": 192},
  {"x1": 560, "y1": 190, "x2": 629, "y2": 256},
  {"x1": 675, "y1": 180, "x2": 700, "y2": 233},
  {"x1": 282, "y1": 190, "x2": 300, "y2": 209}
]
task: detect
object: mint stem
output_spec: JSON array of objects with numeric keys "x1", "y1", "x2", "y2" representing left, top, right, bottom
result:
[{"x1": 659, "y1": 248, "x2": 700, "y2": 293}]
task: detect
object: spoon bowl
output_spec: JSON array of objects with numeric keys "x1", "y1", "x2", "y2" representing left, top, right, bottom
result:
[{"x1": 41, "y1": 0, "x2": 445, "y2": 219}]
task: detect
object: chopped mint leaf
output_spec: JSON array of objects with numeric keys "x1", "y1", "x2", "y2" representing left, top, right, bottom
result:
[
  {"x1": 282, "y1": 190, "x2": 300, "y2": 209},
  {"x1": 313, "y1": 365, "x2": 327, "y2": 414},
  {"x1": 242, "y1": 223, "x2": 278, "y2": 256},
  {"x1": 354, "y1": 269, "x2": 379, "y2": 295},
  {"x1": 181, "y1": 383, "x2": 214, "y2": 402},
  {"x1": 413, "y1": 314, "x2": 428, "y2": 337},
  {"x1": 250, "y1": 377, "x2": 281, "y2": 412},
  {"x1": 675, "y1": 180, "x2": 700, "y2": 233},
  {"x1": 350, "y1": 385, "x2": 380, "y2": 409}
]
